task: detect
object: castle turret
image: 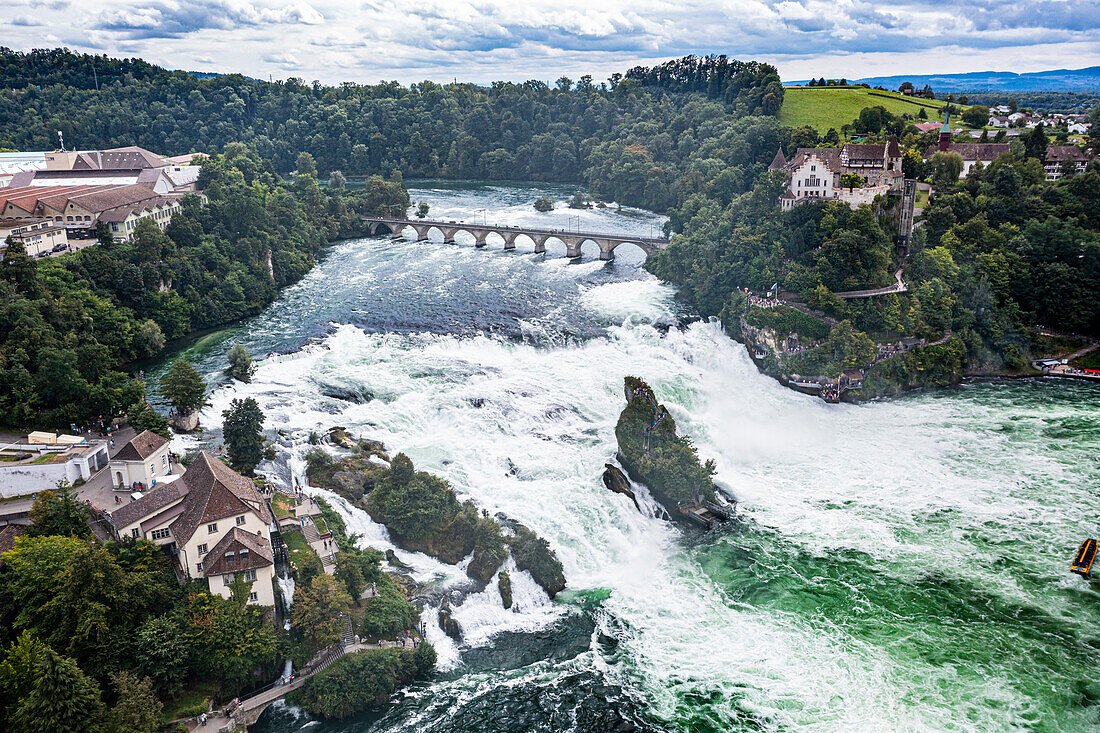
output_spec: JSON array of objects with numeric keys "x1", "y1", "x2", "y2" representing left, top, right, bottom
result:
[{"x1": 938, "y1": 107, "x2": 952, "y2": 152}]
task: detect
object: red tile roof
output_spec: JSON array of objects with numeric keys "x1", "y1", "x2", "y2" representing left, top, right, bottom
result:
[
  {"x1": 113, "y1": 429, "x2": 169, "y2": 462},
  {"x1": 201, "y1": 527, "x2": 274, "y2": 577},
  {"x1": 169, "y1": 453, "x2": 271, "y2": 545}
]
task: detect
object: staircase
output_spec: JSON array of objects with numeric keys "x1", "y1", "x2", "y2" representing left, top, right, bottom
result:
[
  {"x1": 301, "y1": 517, "x2": 321, "y2": 544},
  {"x1": 340, "y1": 612, "x2": 355, "y2": 647}
]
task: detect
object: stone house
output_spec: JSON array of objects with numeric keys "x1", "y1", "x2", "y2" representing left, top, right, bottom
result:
[{"x1": 109, "y1": 452, "x2": 276, "y2": 606}]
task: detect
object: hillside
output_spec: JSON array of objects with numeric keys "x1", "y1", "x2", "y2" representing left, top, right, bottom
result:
[
  {"x1": 778, "y1": 86, "x2": 955, "y2": 132},
  {"x1": 849, "y1": 66, "x2": 1100, "y2": 93}
]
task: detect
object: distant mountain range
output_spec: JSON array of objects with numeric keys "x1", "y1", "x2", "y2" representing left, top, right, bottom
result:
[{"x1": 791, "y1": 67, "x2": 1100, "y2": 93}]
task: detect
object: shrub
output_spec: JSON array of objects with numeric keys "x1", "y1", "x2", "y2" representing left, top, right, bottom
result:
[{"x1": 359, "y1": 575, "x2": 420, "y2": 641}]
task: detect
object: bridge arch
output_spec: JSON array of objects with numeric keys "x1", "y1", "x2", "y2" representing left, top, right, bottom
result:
[{"x1": 603, "y1": 240, "x2": 653, "y2": 262}]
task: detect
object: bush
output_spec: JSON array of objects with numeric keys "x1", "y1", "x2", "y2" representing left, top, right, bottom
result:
[
  {"x1": 467, "y1": 516, "x2": 507, "y2": 583},
  {"x1": 745, "y1": 304, "x2": 830, "y2": 341},
  {"x1": 305, "y1": 448, "x2": 333, "y2": 474}
]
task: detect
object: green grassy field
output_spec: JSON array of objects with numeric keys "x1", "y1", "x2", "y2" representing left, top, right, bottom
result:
[{"x1": 779, "y1": 87, "x2": 959, "y2": 132}]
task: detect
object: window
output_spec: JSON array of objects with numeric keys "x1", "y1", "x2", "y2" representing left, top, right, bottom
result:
[
  {"x1": 151, "y1": 528, "x2": 170, "y2": 540},
  {"x1": 197, "y1": 543, "x2": 207, "y2": 555},
  {"x1": 131, "y1": 528, "x2": 140, "y2": 539},
  {"x1": 243, "y1": 569, "x2": 257, "y2": 582},
  {"x1": 810, "y1": 165, "x2": 816, "y2": 171},
  {"x1": 208, "y1": 523, "x2": 218, "y2": 534},
  {"x1": 162, "y1": 455, "x2": 168, "y2": 466},
  {"x1": 239, "y1": 549, "x2": 250, "y2": 563},
  {"x1": 224, "y1": 573, "x2": 234, "y2": 586},
  {"x1": 249, "y1": 591, "x2": 258, "y2": 602},
  {"x1": 196, "y1": 562, "x2": 203, "y2": 573},
  {"x1": 225, "y1": 551, "x2": 236, "y2": 564},
  {"x1": 149, "y1": 464, "x2": 155, "y2": 475},
  {"x1": 236, "y1": 515, "x2": 246, "y2": 526}
]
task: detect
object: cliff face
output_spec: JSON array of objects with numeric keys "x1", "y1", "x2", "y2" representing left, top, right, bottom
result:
[{"x1": 614, "y1": 377, "x2": 716, "y2": 516}]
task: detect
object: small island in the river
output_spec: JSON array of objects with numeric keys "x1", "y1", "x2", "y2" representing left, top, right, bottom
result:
[
  {"x1": 612, "y1": 377, "x2": 732, "y2": 528},
  {"x1": 305, "y1": 430, "x2": 566, "y2": 605}
]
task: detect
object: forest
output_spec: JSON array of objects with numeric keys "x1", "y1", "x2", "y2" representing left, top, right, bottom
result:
[
  {"x1": 0, "y1": 47, "x2": 781, "y2": 211},
  {"x1": 0, "y1": 144, "x2": 408, "y2": 428}
]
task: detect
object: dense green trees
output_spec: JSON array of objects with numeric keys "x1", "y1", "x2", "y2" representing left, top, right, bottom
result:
[
  {"x1": 288, "y1": 647, "x2": 433, "y2": 719},
  {"x1": 291, "y1": 575, "x2": 353, "y2": 656},
  {"x1": 0, "y1": 144, "x2": 407, "y2": 430},
  {"x1": 0, "y1": 49, "x2": 778, "y2": 212}
]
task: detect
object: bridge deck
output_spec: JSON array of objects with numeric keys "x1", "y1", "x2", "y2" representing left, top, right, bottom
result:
[{"x1": 361, "y1": 216, "x2": 669, "y2": 245}]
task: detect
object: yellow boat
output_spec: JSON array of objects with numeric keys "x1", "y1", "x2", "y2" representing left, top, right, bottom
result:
[{"x1": 1071, "y1": 538, "x2": 1097, "y2": 578}]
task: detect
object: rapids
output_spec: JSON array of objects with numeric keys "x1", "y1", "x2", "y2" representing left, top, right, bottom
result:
[{"x1": 154, "y1": 182, "x2": 1100, "y2": 732}]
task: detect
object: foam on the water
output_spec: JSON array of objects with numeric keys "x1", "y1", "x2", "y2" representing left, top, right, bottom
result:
[{"x1": 182, "y1": 184, "x2": 1099, "y2": 733}]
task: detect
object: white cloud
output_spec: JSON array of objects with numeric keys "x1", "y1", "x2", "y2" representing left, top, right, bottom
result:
[{"x1": 0, "y1": 0, "x2": 1097, "y2": 84}]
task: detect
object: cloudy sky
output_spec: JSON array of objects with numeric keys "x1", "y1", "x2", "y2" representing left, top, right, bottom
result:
[{"x1": 4, "y1": 0, "x2": 1100, "y2": 85}]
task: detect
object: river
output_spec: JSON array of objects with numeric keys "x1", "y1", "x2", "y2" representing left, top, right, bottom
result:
[{"x1": 159, "y1": 181, "x2": 1100, "y2": 732}]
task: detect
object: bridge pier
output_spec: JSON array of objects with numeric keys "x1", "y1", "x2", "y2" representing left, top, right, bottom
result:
[
  {"x1": 441, "y1": 226, "x2": 460, "y2": 244},
  {"x1": 475, "y1": 229, "x2": 489, "y2": 248},
  {"x1": 598, "y1": 239, "x2": 615, "y2": 261},
  {"x1": 532, "y1": 235, "x2": 548, "y2": 254},
  {"x1": 412, "y1": 224, "x2": 429, "y2": 242},
  {"x1": 502, "y1": 232, "x2": 517, "y2": 250}
]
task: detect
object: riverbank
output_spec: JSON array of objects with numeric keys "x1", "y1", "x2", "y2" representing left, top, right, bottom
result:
[{"x1": 725, "y1": 295, "x2": 1099, "y2": 404}]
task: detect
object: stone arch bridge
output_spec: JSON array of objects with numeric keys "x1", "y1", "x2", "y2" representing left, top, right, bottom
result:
[{"x1": 361, "y1": 216, "x2": 670, "y2": 260}]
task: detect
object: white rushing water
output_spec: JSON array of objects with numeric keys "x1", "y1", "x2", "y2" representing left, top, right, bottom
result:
[{"x1": 185, "y1": 184, "x2": 1098, "y2": 732}]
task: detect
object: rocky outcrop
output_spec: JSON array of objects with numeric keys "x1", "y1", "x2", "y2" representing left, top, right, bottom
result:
[
  {"x1": 385, "y1": 549, "x2": 413, "y2": 571},
  {"x1": 169, "y1": 408, "x2": 199, "y2": 432},
  {"x1": 614, "y1": 377, "x2": 716, "y2": 520},
  {"x1": 438, "y1": 601, "x2": 461, "y2": 639},
  {"x1": 602, "y1": 464, "x2": 640, "y2": 511},
  {"x1": 498, "y1": 569, "x2": 513, "y2": 609},
  {"x1": 309, "y1": 431, "x2": 566, "y2": 599}
]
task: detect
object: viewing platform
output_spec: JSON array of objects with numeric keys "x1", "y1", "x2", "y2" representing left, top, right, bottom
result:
[{"x1": 361, "y1": 216, "x2": 670, "y2": 260}]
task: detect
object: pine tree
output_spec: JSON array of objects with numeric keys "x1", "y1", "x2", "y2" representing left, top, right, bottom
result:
[
  {"x1": 222, "y1": 397, "x2": 265, "y2": 475},
  {"x1": 13, "y1": 647, "x2": 103, "y2": 733}
]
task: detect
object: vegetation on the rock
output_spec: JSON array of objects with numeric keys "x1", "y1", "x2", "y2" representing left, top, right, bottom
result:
[
  {"x1": 224, "y1": 343, "x2": 254, "y2": 383},
  {"x1": 288, "y1": 646, "x2": 432, "y2": 719},
  {"x1": 498, "y1": 569, "x2": 513, "y2": 609},
  {"x1": 309, "y1": 442, "x2": 565, "y2": 598},
  {"x1": 615, "y1": 377, "x2": 716, "y2": 514}
]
